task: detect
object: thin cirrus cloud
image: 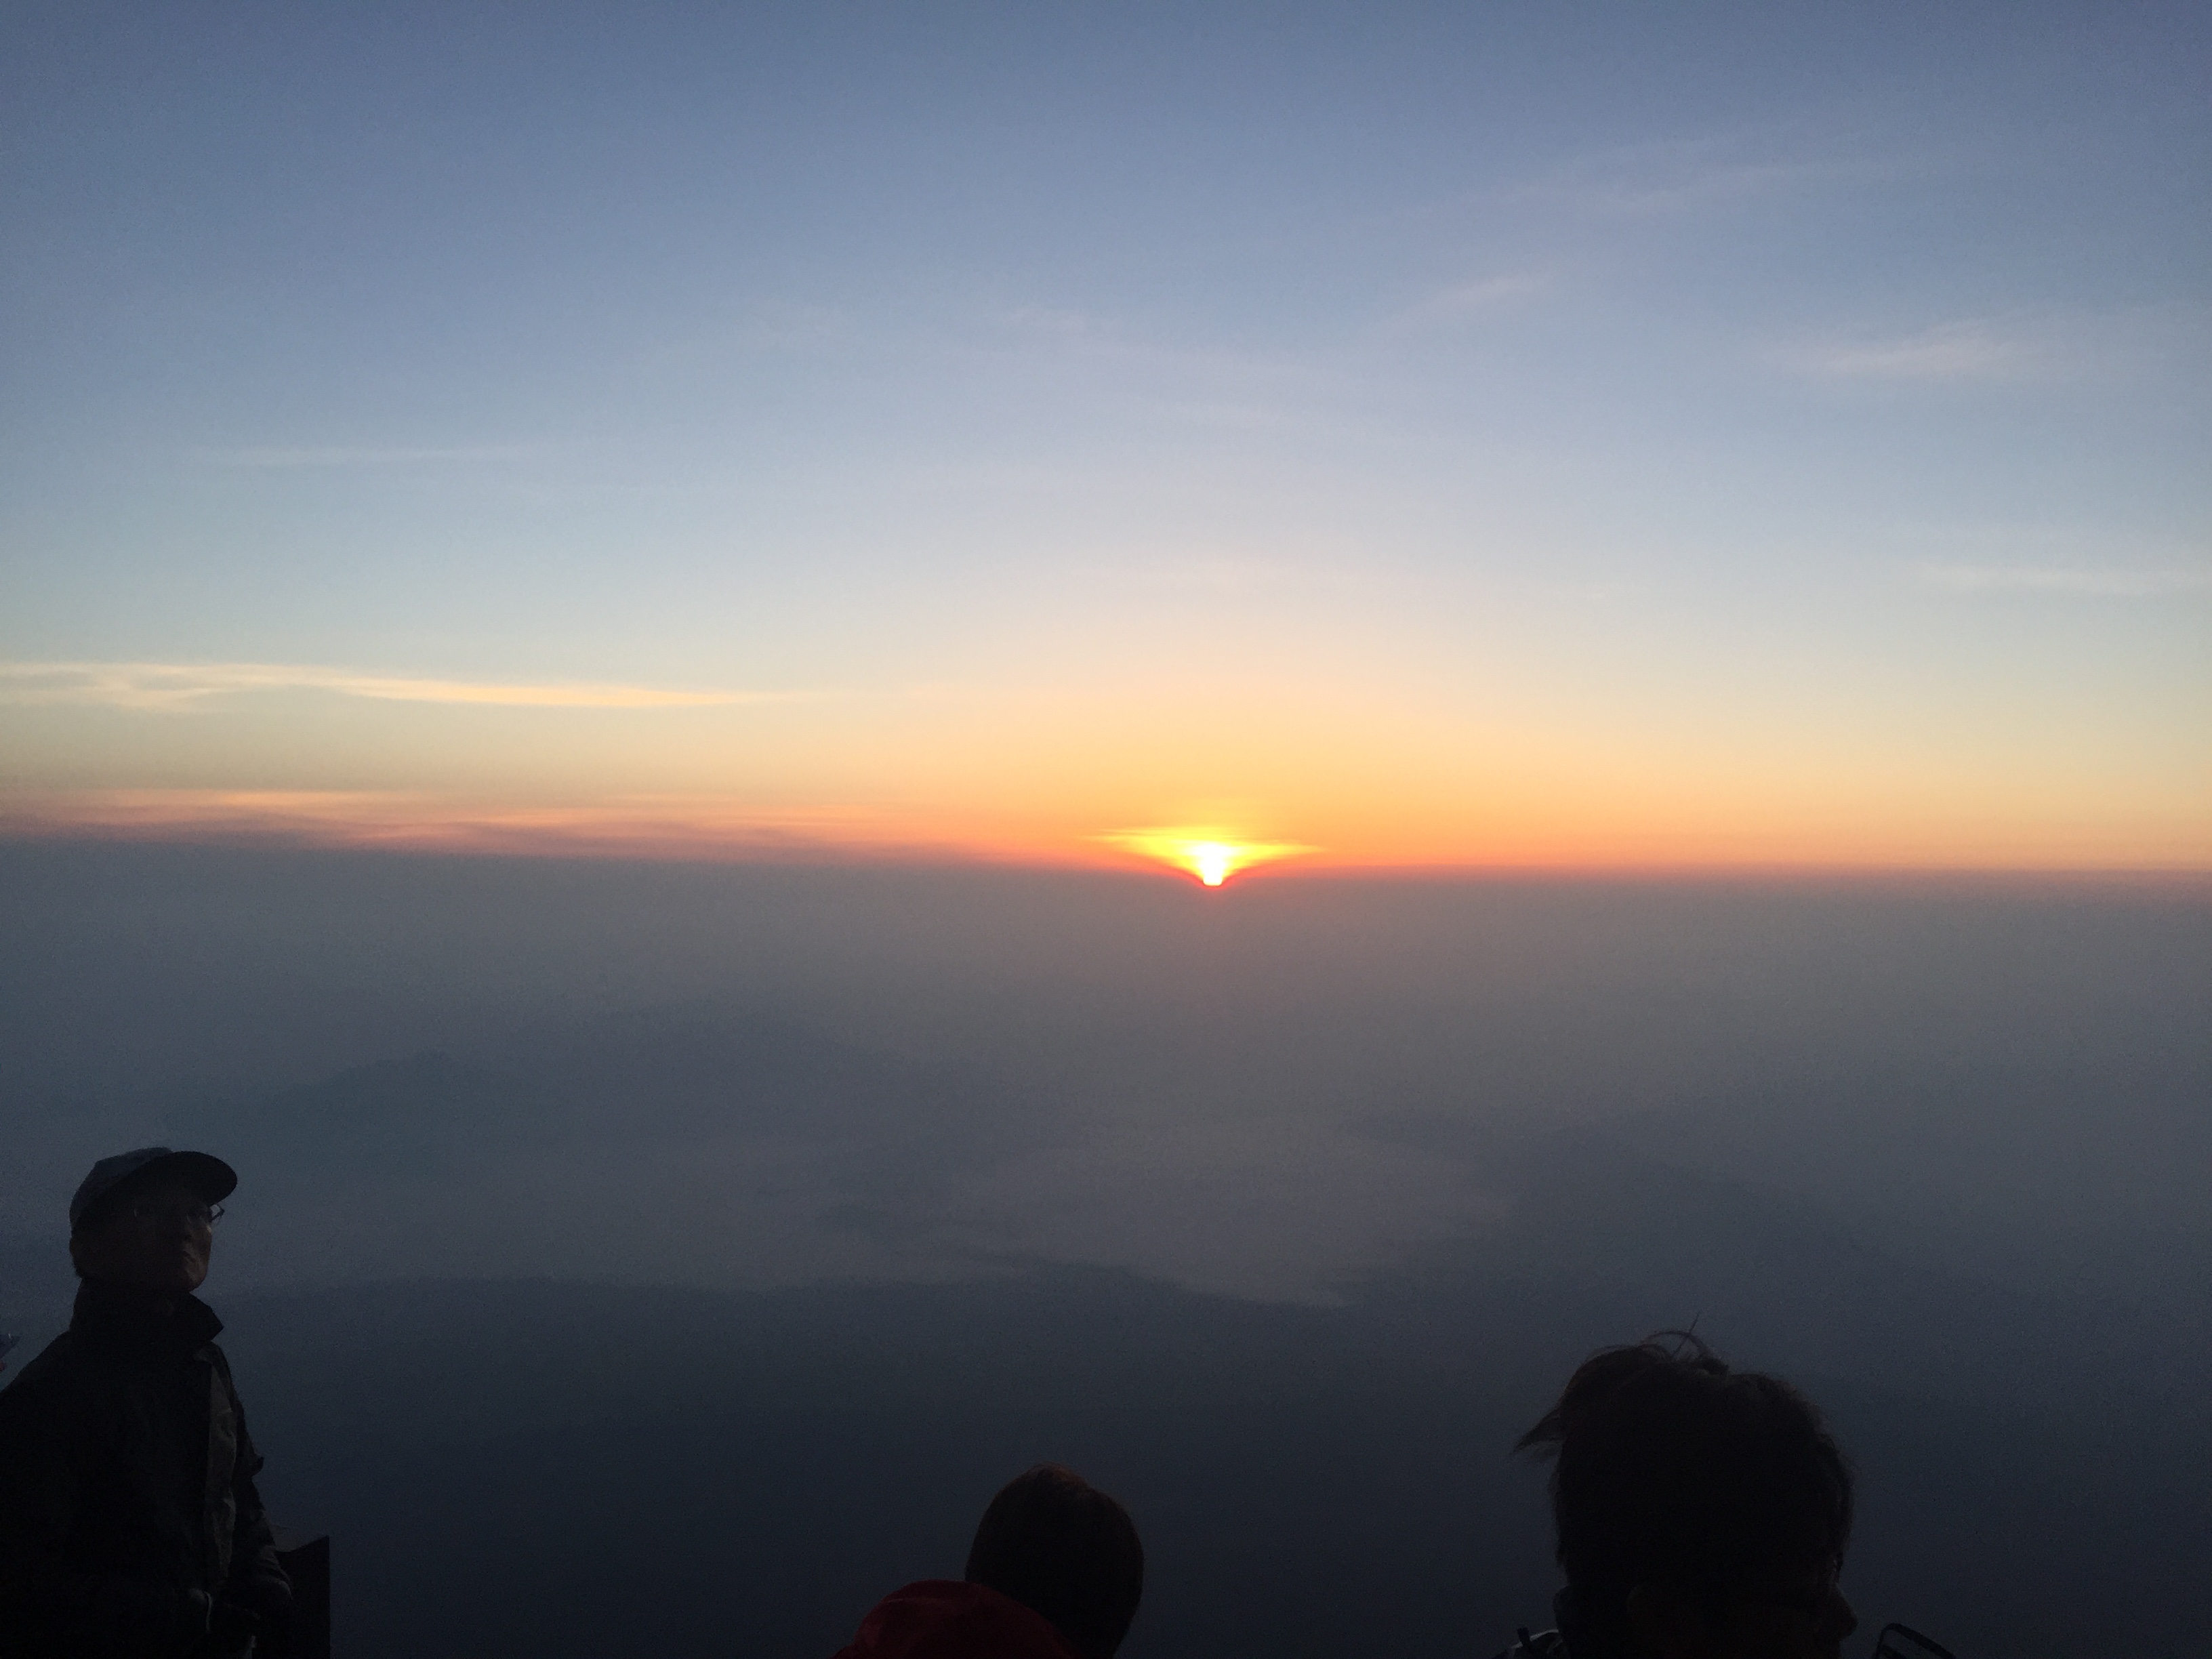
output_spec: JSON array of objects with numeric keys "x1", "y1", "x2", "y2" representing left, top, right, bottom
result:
[
  {"x1": 194, "y1": 445, "x2": 540, "y2": 468},
  {"x1": 1915, "y1": 566, "x2": 2212, "y2": 598},
  {"x1": 1772, "y1": 308, "x2": 2203, "y2": 384},
  {"x1": 1507, "y1": 135, "x2": 1870, "y2": 218},
  {"x1": 0, "y1": 788, "x2": 1088, "y2": 868},
  {"x1": 0, "y1": 661, "x2": 785, "y2": 712},
  {"x1": 1380, "y1": 274, "x2": 1548, "y2": 335},
  {"x1": 999, "y1": 304, "x2": 1317, "y2": 385},
  {"x1": 1776, "y1": 318, "x2": 2041, "y2": 382}
]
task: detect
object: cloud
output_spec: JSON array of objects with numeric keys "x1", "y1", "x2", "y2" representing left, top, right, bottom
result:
[
  {"x1": 1777, "y1": 306, "x2": 2207, "y2": 385},
  {"x1": 0, "y1": 662, "x2": 787, "y2": 712},
  {"x1": 1006, "y1": 304, "x2": 1104, "y2": 339},
  {"x1": 732, "y1": 300, "x2": 848, "y2": 352},
  {"x1": 1915, "y1": 566, "x2": 2212, "y2": 598},
  {"x1": 1382, "y1": 274, "x2": 1547, "y2": 335},
  {"x1": 1511, "y1": 136, "x2": 1864, "y2": 217},
  {"x1": 996, "y1": 304, "x2": 1315, "y2": 385},
  {"x1": 1777, "y1": 319, "x2": 2042, "y2": 382},
  {"x1": 196, "y1": 445, "x2": 537, "y2": 468},
  {"x1": 0, "y1": 790, "x2": 1025, "y2": 864}
]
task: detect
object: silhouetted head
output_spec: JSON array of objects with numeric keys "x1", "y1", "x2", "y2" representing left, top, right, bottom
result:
[
  {"x1": 964, "y1": 1464, "x2": 1143, "y2": 1659},
  {"x1": 1517, "y1": 1333, "x2": 1857, "y2": 1659},
  {"x1": 66, "y1": 1147, "x2": 235, "y2": 1293}
]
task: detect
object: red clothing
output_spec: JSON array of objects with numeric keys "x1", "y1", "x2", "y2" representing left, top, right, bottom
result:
[{"x1": 833, "y1": 1580, "x2": 1080, "y2": 1659}]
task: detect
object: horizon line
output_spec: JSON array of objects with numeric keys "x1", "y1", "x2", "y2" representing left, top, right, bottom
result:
[{"x1": 1, "y1": 819, "x2": 2205, "y2": 886}]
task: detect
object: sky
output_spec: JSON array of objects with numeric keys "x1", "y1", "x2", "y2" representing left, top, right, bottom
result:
[{"x1": 3, "y1": 2, "x2": 2208, "y2": 874}]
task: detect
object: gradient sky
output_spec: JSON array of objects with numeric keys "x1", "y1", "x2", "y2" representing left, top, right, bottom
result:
[{"x1": 3, "y1": 2, "x2": 2207, "y2": 870}]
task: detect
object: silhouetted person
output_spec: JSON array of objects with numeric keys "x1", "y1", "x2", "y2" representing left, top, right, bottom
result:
[
  {"x1": 834, "y1": 1464, "x2": 1143, "y2": 1659},
  {"x1": 0, "y1": 1148, "x2": 291, "y2": 1658},
  {"x1": 1508, "y1": 1332, "x2": 1857, "y2": 1659}
]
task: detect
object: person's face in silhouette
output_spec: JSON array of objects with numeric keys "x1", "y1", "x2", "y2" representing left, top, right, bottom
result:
[
  {"x1": 69, "y1": 1176, "x2": 216, "y2": 1293},
  {"x1": 1630, "y1": 1564, "x2": 1857, "y2": 1659}
]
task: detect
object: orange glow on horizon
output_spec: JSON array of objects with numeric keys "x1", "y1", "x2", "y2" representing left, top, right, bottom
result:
[{"x1": 0, "y1": 787, "x2": 2205, "y2": 876}]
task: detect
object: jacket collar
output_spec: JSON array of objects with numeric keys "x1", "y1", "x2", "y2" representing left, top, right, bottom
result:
[{"x1": 70, "y1": 1278, "x2": 223, "y2": 1361}]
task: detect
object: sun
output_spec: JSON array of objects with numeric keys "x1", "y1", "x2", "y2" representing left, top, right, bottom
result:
[{"x1": 1099, "y1": 827, "x2": 1315, "y2": 886}]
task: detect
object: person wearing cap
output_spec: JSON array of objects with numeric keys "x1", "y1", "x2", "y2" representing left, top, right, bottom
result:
[{"x1": 0, "y1": 1147, "x2": 291, "y2": 1657}]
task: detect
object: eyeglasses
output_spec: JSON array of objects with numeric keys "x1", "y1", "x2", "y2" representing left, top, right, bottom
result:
[{"x1": 123, "y1": 1201, "x2": 224, "y2": 1229}]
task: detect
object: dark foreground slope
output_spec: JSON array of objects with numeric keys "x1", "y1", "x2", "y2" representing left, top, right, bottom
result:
[{"x1": 216, "y1": 1256, "x2": 2211, "y2": 1659}]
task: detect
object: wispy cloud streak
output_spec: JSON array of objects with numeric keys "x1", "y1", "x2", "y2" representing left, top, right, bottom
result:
[
  {"x1": 1778, "y1": 319, "x2": 2041, "y2": 382},
  {"x1": 0, "y1": 662, "x2": 786, "y2": 712},
  {"x1": 1777, "y1": 306, "x2": 2205, "y2": 384},
  {"x1": 196, "y1": 445, "x2": 537, "y2": 468},
  {"x1": 1382, "y1": 274, "x2": 1547, "y2": 335},
  {"x1": 1916, "y1": 566, "x2": 2212, "y2": 598},
  {"x1": 0, "y1": 790, "x2": 1040, "y2": 865},
  {"x1": 1510, "y1": 136, "x2": 1871, "y2": 217}
]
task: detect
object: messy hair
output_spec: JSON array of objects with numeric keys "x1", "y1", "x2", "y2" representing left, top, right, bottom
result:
[{"x1": 1517, "y1": 1332, "x2": 1853, "y2": 1612}]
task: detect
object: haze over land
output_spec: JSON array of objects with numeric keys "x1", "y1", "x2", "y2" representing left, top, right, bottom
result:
[
  {"x1": 8, "y1": 848, "x2": 2209, "y2": 1302},
  {"x1": 3, "y1": 848, "x2": 2207, "y2": 1654}
]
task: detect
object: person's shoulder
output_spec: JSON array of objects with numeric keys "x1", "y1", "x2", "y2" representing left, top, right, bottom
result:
[
  {"x1": 840, "y1": 1580, "x2": 1080, "y2": 1659},
  {"x1": 0, "y1": 1331, "x2": 84, "y2": 1413},
  {"x1": 1490, "y1": 1628, "x2": 1571, "y2": 1659}
]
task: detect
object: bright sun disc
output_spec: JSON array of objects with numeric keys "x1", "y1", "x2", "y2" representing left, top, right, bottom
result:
[{"x1": 1099, "y1": 827, "x2": 1315, "y2": 886}]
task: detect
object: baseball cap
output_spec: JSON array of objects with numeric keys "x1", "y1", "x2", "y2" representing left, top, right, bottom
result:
[{"x1": 69, "y1": 1147, "x2": 239, "y2": 1233}]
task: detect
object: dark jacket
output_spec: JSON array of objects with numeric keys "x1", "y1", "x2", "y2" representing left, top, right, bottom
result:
[
  {"x1": 1493, "y1": 1628, "x2": 1571, "y2": 1659},
  {"x1": 832, "y1": 1580, "x2": 1082, "y2": 1659},
  {"x1": 0, "y1": 1281, "x2": 288, "y2": 1658}
]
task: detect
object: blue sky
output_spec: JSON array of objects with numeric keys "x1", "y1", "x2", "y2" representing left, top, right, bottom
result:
[{"x1": 3, "y1": 3, "x2": 2207, "y2": 865}]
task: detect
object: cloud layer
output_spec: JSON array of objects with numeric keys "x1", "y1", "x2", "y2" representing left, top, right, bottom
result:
[
  {"x1": 1777, "y1": 319, "x2": 2043, "y2": 382},
  {"x1": 0, "y1": 661, "x2": 781, "y2": 712},
  {"x1": 1916, "y1": 565, "x2": 2212, "y2": 598}
]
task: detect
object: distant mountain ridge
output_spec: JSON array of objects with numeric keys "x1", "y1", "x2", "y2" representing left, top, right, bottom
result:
[
  {"x1": 148, "y1": 1008, "x2": 1068, "y2": 1288},
  {"x1": 167, "y1": 1007, "x2": 1047, "y2": 1167}
]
